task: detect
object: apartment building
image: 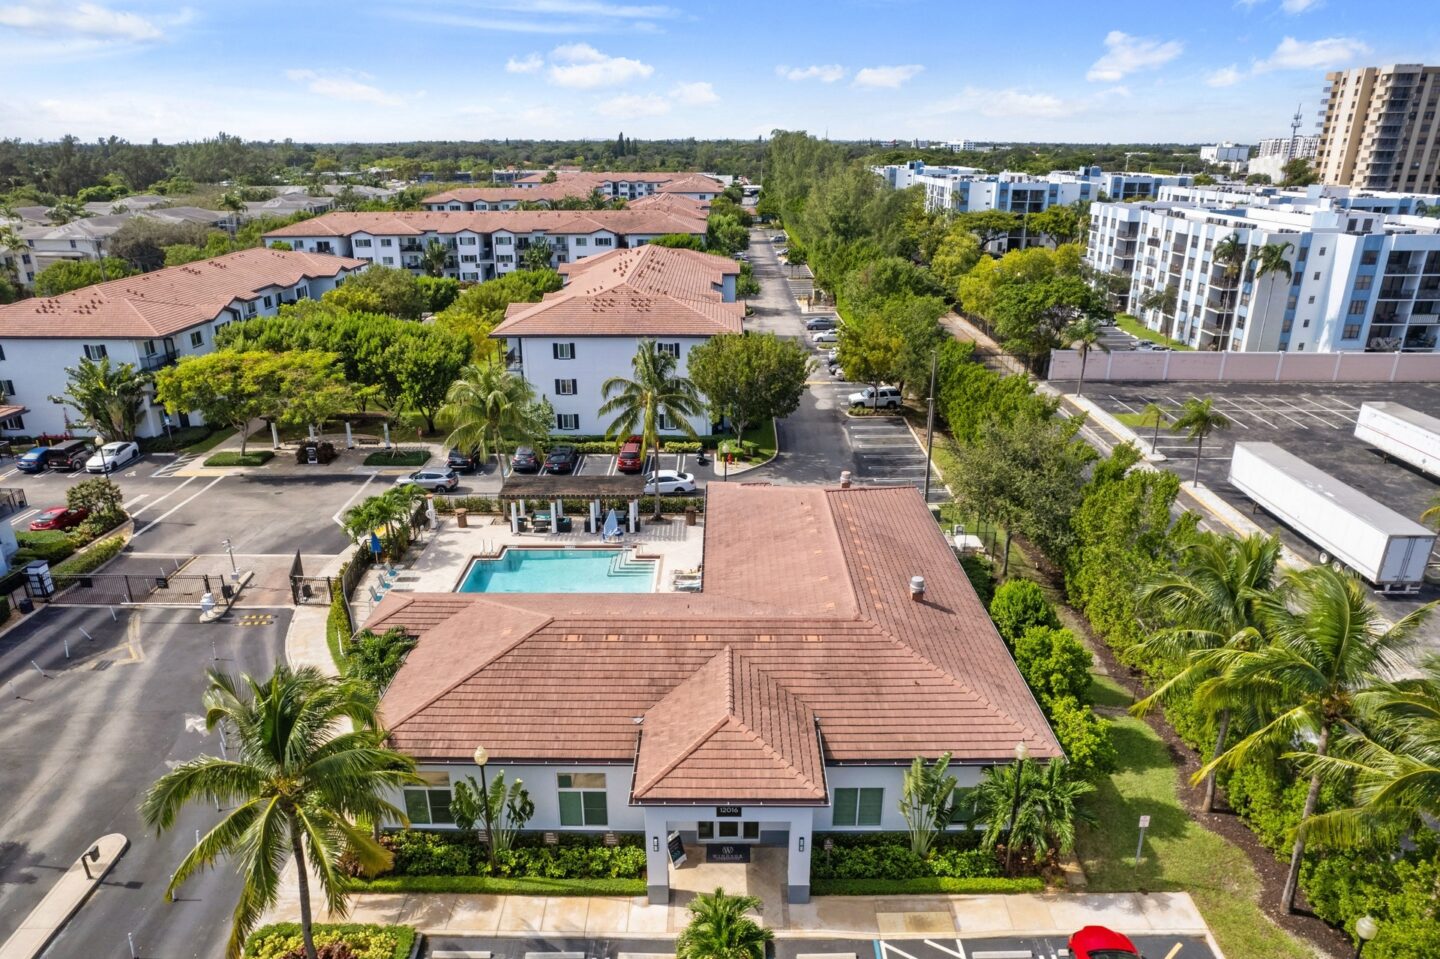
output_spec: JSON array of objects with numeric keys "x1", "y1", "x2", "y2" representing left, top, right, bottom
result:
[
  {"x1": 1248, "y1": 135, "x2": 1321, "y2": 181},
  {"x1": 262, "y1": 210, "x2": 707, "y2": 282},
  {"x1": 7, "y1": 208, "x2": 229, "y2": 288},
  {"x1": 1316, "y1": 64, "x2": 1440, "y2": 192},
  {"x1": 492, "y1": 244, "x2": 742, "y2": 436},
  {"x1": 1087, "y1": 198, "x2": 1440, "y2": 354},
  {"x1": 890, "y1": 165, "x2": 1193, "y2": 216},
  {"x1": 1157, "y1": 183, "x2": 1440, "y2": 217},
  {"x1": 0, "y1": 248, "x2": 366, "y2": 438},
  {"x1": 505, "y1": 171, "x2": 725, "y2": 202},
  {"x1": 1200, "y1": 142, "x2": 1251, "y2": 166}
]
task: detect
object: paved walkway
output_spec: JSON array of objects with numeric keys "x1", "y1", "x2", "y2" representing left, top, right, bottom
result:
[{"x1": 0, "y1": 834, "x2": 128, "y2": 959}]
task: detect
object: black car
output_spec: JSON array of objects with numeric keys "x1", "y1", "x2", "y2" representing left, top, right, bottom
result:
[
  {"x1": 511, "y1": 446, "x2": 541, "y2": 473},
  {"x1": 447, "y1": 446, "x2": 479, "y2": 473},
  {"x1": 544, "y1": 445, "x2": 579, "y2": 474}
]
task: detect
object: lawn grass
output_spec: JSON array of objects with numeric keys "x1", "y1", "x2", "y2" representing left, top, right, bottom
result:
[
  {"x1": 1088, "y1": 671, "x2": 1134, "y2": 710},
  {"x1": 363, "y1": 448, "x2": 430, "y2": 467},
  {"x1": 1114, "y1": 313, "x2": 1194, "y2": 351},
  {"x1": 205, "y1": 451, "x2": 274, "y2": 467},
  {"x1": 1076, "y1": 708, "x2": 1313, "y2": 959},
  {"x1": 720, "y1": 418, "x2": 778, "y2": 464},
  {"x1": 139, "y1": 426, "x2": 233, "y2": 455}
]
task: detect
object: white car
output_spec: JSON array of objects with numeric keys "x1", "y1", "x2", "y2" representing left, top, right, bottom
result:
[
  {"x1": 644, "y1": 470, "x2": 697, "y2": 494},
  {"x1": 85, "y1": 441, "x2": 140, "y2": 473},
  {"x1": 849, "y1": 386, "x2": 903, "y2": 409},
  {"x1": 812, "y1": 330, "x2": 839, "y2": 344},
  {"x1": 770, "y1": 234, "x2": 786, "y2": 243},
  {"x1": 395, "y1": 468, "x2": 460, "y2": 492}
]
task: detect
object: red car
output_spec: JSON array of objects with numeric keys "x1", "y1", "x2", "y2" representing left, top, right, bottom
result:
[
  {"x1": 1070, "y1": 926, "x2": 1141, "y2": 959},
  {"x1": 29, "y1": 506, "x2": 89, "y2": 531},
  {"x1": 616, "y1": 436, "x2": 644, "y2": 473}
]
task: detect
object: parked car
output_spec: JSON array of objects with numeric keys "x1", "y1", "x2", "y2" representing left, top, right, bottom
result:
[
  {"x1": 644, "y1": 470, "x2": 697, "y2": 494},
  {"x1": 616, "y1": 436, "x2": 645, "y2": 473},
  {"x1": 849, "y1": 386, "x2": 903, "y2": 409},
  {"x1": 447, "y1": 446, "x2": 480, "y2": 472},
  {"x1": 85, "y1": 441, "x2": 140, "y2": 473},
  {"x1": 812, "y1": 330, "x2": 839, "y2": 344},
  {"x1": 395, "y1": 468, "x2": 459, "y2": 493},
  {"x1": 511, "y1": 446, "x2": 541, "y2": 473},
  {"x1": 1135, "y1": 341, "x2": 1172, "y2": 352},
  {"x1": 1068, "y1": 926, "x2": 1140, "y2": 959},
  {"x1": 770, "y1": 234, "x2": 786, "y2": 243},
  {"x1": 544, "y1": 445, "x2": 579, "y2": 474},
  {"x1": 776, "y1": 247, "x2": 789, "y2": 258},
  {"x1": 29, "y1": 506, "x2": 89, "y2": 532},
  {"x1": 17, "y1": 439, "x2": 92, "y2": 473},
  {"x1": 732, "y1": 252, "x2": 749, "y2": 262},
  {"x1": 805, "y1": 316, "x2": 837, "y2": 331}
]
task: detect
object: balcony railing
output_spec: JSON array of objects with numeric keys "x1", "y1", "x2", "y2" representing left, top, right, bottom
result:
[{"x1": 138, "y1": 350, "x2": 180, "y2": 372}]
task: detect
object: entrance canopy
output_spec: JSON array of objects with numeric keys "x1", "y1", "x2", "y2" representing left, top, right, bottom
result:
[{"x1": 498, "y1": 472, "x2": 644, "y2": 500}]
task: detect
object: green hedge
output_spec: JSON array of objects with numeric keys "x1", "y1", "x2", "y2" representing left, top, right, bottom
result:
[
  {"x1": 244, "y1": 923, "x2": 415, "y2": 959},
  {"x1": 364, "y1": 448, "x2": 430, "y2": 467},
  {"x1": 812, "y1": 877, "x2": 1044, "y2": 895},
  {"x1": 555, "y1": 440, "x2": 705, "y2": 455},
  {"x1": 13, "y1": 531, "x2": 78, "y2": 566},
  {"x1": 435, "y1": 495, "x2": 704, "y2": 516},
  {"x1": 1300, "y1": 841, "x2": 1440, "y2": 959},
  {"x1": 380, "y1": 829, "x2": 647, "y2": 880},
  {"x1": 811, "y1": 831, "x2": 996, "y2": 882},
  {"x1": 353, "y1": 874, "x2": 645, "y2": 896},
  {"x1": 205, "y1": 451, "x2": 274, "y2": 467},
  {"x1": 51, "y1": 534, "x2": 126, "y2": 577}
]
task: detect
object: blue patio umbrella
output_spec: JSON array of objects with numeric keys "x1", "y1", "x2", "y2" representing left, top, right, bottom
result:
[{"x1": 369, "y1": 532, "x2": 383, "y2": 556}]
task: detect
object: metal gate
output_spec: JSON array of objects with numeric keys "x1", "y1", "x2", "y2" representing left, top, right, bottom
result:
[{"x1": 28, "y1": 571, "x2": 235, "y2": 606}]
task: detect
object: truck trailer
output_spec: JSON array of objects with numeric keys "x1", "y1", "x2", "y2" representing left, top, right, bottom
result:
[
  {"x1": 1228, "y1": 441, "x2": 1435, "y2": 593},
  {"x1": 1354, "y1": 401, "x2": 1440, "y2": 480}
]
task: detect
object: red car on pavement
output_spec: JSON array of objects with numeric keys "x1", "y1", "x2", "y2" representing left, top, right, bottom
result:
[
  {"x1": 1070, "y1": 926, "x2": 1142, "y2": 959},
  {"x1": 616, "y1": 436, "x2": 644, "y2": 473},
  {"x1": 29, "y1": 506, "x2": 89, "y2": 531}
]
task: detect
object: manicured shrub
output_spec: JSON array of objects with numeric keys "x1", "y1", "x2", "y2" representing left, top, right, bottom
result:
[
  {"x1": 205, "y1": 451, "x2": 274, "y2": 467},
  {"x1": 13, "y1": 531, "x2": 78, "y2": 565},
  {"x1": 810, "y1": 832, "x2": 994, "y2": 882},
  {"x1": 363, "y1": 449, "x2": 429, "y2": 467},
  {"x1": 244, "y1": 923, "x2": 414, "y2": 959},
  {"x1": 1301, "y1": 843, "x2": 1440, "y2": 959},
  {"x1": 1048, "y1": 696, "x2": 1117, "y2": 777},
  {"x1": 50, "y1": 534, "x2": 126, "y2": 577},
  {"x1": 960, "y1": 554, "x2": 995, "y2": 606},
  {"x1": 376, "y1": 830, "x2": 648, "y2": 881},
  {"x1": 1014, "y1": 626, "x2": 1092, "y2": 707},
  {"x1": 811, "y1": 876, "x2": 1044, "y2": 895},
  {"x1": 988, "y1": 579, "x2": 1059, "y2": 647}
]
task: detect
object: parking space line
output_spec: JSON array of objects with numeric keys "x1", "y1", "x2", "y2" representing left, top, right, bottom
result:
[
  {"x1": 10, "y1": 507, "x2": 39, "y2": 527},
  {"x1": 1275, "y1": 397, "x2": 1346, "y2": 429},
  {"x1": 134, "y1": 476, "x2": 224, "y2": 537},
  {"x1": 1204, "y1": 395, "x2": 1254, "y2": 428},
  {"x1": 923, "y1": 940, "x2": 966, "y2": 959},
  {"x1": 1108, "y1": 394, "x2": 1141, "y2": 414},
  {"x1": 127, "y1": 475, "x2": 197, "y2": 516},
  {"x1": 331, "y1": 473, "x2": 377, "y2": 528},
  {"x1": 1249, "y1": 397, "x2": 1312, "y2": 430}
]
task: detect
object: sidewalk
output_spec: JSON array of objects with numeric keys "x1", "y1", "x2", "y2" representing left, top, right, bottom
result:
[{"x1": 0, "y1": 833, "x2": 128, "y2": 959}]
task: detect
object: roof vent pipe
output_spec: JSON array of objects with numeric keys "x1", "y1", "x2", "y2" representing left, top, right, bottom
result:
[
  {"x1": 839, "y1": 470, "x2": 852, "y2": 489},
  {"x1": 910, "y1": 576, "x2": 926, "y2": 601}
]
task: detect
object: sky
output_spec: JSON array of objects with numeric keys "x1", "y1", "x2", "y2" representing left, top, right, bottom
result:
[{"x1": 2, "y1": 0, "x2": 1439, "y2": 145}]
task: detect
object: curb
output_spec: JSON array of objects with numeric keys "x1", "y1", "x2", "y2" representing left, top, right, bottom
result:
[
  {"x1": 710, "y1": 419, "x2": 780, "y2": 477},
  {"x1": 0, "y1": 833, "x2": 129, "y2": 959},
  {"x1": 200, "y1": 569, "x2": 255, "y2": 622}
]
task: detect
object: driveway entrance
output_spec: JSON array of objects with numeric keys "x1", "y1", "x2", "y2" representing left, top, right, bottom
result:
[{"x1": 670, "y1": 843, "x2": 788, "y2": 928}]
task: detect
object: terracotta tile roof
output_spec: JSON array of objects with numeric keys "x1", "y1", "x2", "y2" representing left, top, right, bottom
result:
[
  {"x1": 371, "y1": 484, "x2": 1061, "y2": 793},
  {"x1": 627, "y1": 193, "x2": 711, "y2": 218},
  {"x1": 262, "y1": 209, "x2": 706, "y2": 240},
  {"x1": 492, "y1": 246, "x2": 744, "y2": 338},
  {"x1": 0, "y1": 248, "x2": 366, "y2": 339},
  {"x1": 633, "y1": 647, "x2": 827, "y2": 804},
  {"x1": 424, "y1": 181, "x2": 611, "y2": 205},
  {"x1": 655, "y1": 174, "x2": 726, "y2": 195}
]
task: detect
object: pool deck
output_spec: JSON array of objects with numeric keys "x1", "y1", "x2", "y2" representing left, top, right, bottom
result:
[{"x1": 355, "y1": 511, "x2": 706, "y2": 628}]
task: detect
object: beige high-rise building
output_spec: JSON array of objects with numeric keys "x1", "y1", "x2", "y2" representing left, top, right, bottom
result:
[{"x1": 1316, "y1": 64, "x2": 1440, "y2": 191}]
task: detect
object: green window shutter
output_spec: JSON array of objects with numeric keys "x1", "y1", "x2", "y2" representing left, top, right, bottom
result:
[
  {"x1": 558, "y1": 791, "x2": 583, "y2": 826},
  {"x1": 429, "y1": 789, "x2": 454, "y2": 825},
  {"x1": 403, "y1": 790, "x2": 430, "y2": 824},
  {"x1": 857, "y1": 788, "x2": 884, "y2": 826},
  {"x1": 832, "y1": 788, "x2": 857, "y2": 827},
  {"x1": 582, "y1": 790, "x2": 608, "y2": 826}
]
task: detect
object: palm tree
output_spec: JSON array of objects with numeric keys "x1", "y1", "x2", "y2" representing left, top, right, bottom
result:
[
  {"x1": 675, "y1": 888, "x2": 773, "y2": 959},
  {"x1": 521, "y1": 239, "x2": 554, "y2": 272},
  {"x1": 600, "y1": 340, "x2": 703, "y2": 519},
  {"x1": 971, "y1": 759, "x2": 1095, "y2": 874},
  {"x1": 1063, "y1": 317, "x2": 1109, "y2": 397},
  {"x1": 1194, "y1": 566, "x2": 1433, "y2": 911},
  {"x1": 1132, "y1": 531, "x2": 1282, "y2": 810},
  {"x1": 1294, "y1": 654, "x2": 1440, "y2": 848},
  {"x1": 440, "y1": 363, "x2": 537, "y2": 478},
  {"x1": 420, "y1": 239, "x2": 450, "y2": 277},
  {"x1": 218, "y1": 191, "x2": 246, "y2": 246},
  {"x1": 1139, "y1": 402, "x2": 1170, "y2": 455},
  {"x1": 51, "y1": 355, "x2": 148, "y2": 441},
  {"x1": 1244, "y1": 241, "x2": 1294, "y2": 349},
  {"x1": 1211, "y1": 232, "x2": 1248, "y2": 349},
  {"x1": 140, "y1": 665, "x2": 418, "y2": 959},
  {"x1": 46, "y1": 198, "x2": 86, "y2": 224},
  {"x1": 1171, "y1": 396, "x2": 1231, "y2": 487},
  {"x1": 1138, "y1": 282, "x2": 1179, "y2": 338}
]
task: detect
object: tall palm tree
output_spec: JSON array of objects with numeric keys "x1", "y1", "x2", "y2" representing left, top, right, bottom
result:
[
  {"x1": 1139, "y1": 401, "x2": 1170, "y2": 455},
  {"x1": 1211, "y1": 232, "x2": 1248, "y2": 350},
  {"x1": 971, "y1": 759, "x2": 1094, "y2": 874},
  {"x1": 440, "y1": 363, "x2": 537, "y2": 478},
  {"x1": 1132, "y1": 531, "x2": 1282, "y2": 810},
  {"x1": 1194, "y1": 567, "x2": 1433, "y2": 911},
  {"x1": 46, "y1": 198, "x2": 86, "y2": 224},
  {"x1": 600, "y1": 340, "x2": 703, "y2": 519},
  {"x1": 1171, "y1": 396, "x2": 1231, "y2": 487},
  {"x1": 1063, "y1": 316, "x2": 1109, "y2": 397},
  {"x1": 1245, "y1": 241, "x2": 1295, "y2": 349},
  {"x1": 51, "y1": 355, "x2": 148, "y2": 441},
  {"x1": 675, "y1": 888, "x2": 774, "y2": 959},
  {"x1": 420, "y1": 239, "x2": 449, "y2": 277},
  {"x1": 140, "y1": 666, "x2": 418, "y2": 959}
]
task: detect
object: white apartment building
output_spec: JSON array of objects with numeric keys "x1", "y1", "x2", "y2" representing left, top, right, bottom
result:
[
  {"x1": 6, "y1": 208, "x2": 230, "y2": 288},
  {"x1": 1157, "y1": 183, "x2": 1440, "y2": 217},
  {"x1": 264, "y1": 211, "x2": 707, "y2": 282},
  {"x1": 891, "y1": 165, "x2": 1194, "y2": 216},
  {"x1": 0, "y1": 248, "x2": 366, "y2": 438},
  {"x1": 1200, "y1": 142, "x2": 1252, "y2": 167},
  {"x1": 506, "y1": 171, "x2": 725, "y2": 202},
  {"x1": 493, "y1": 245, "x2": 742, "y2": 436},
  {"x1": 1088, "y1": 198, "x2": 1440, "y2": 354},
  {"x1": 1248, "y1": 135, "x2": 1322, "y2": 182}
]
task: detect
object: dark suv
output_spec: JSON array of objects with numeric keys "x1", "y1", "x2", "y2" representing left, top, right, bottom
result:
[
  {"x1": 511, "y1": 446, "x2": 541, "y2": 473},
  {"x1": 447, "y1": 446, "x2": 479, "y2": 473},
  {"x1": 544, "y1": 445, "x2": 579, "y2": 474}
]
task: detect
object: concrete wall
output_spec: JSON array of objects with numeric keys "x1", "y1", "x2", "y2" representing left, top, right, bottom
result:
[{"x1": 1049, "y1": 348, "x2": 1440, "y2": 383}]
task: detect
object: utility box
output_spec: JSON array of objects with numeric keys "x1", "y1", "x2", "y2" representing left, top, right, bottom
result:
[{"x1": 24, "y1": 561, "x2": 54, "y2": 598}]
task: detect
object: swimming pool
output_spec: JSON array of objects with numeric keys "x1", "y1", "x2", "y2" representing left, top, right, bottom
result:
[{"x1": 457, "y1": 548, "x2": 655, "y2": 593}]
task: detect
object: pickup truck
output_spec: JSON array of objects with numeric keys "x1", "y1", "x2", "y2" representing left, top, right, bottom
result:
[{"x1": 848, "y1": 386, "x2": 903, "y2": 409}]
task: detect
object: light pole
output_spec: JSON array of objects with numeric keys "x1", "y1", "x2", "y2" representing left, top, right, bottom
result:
[
  {"x1": 1353, "y1": 916, "x2": 1378, "y2": 959},
  {"x1": 1005, "y1": 740, "x2": 1029, "y2": 875},
  {"x1": 473, "y1": 745, "x2": 497, "y2": 876},
  {"x1": 922, "y1": 350, "x2": 937, "y2": 505},
  {"x1": 221, "y1": 538, "x2": 238, "y2": 575}
]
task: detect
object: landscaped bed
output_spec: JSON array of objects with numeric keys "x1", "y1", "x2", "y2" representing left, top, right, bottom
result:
[
  {"x1": 244, "y1": 923, "x2": 415, "y2": 959},
  {"x1": 363, "y1": 448, "x2": 430, "y2": 467},
  {"x1": 809, "y1": 831, "x2": 1043, "y2": 894},
  {"x1": 205, "y1": 451, "x2": 275, "y2": 467}
]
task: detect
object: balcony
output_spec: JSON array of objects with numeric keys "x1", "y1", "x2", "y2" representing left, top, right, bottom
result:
[{"x1": 138, "y1": 350, "x2": 180, "y2": 372}]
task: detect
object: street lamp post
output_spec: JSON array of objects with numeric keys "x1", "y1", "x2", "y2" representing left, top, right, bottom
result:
[
  {"x1": 1354, "y1": 916, "x2": 1378, "y2": 959},
  {"x1": 1005, "y1": 740, "x2": 1029, "y2": 875},
  {"x1": 473, "y1": 745, "x2": 497, "y2": 876}
]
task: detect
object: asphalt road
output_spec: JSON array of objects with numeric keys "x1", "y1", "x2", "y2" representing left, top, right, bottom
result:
[{"x1": 0, "y1": 604, "x2": 290, "y2": 959}]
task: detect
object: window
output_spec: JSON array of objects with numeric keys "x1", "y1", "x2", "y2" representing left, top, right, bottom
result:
[
  {"x1": 380, "y1": 238, "x2": 394, "y2": 247},
  {"x1": 657, "y1": 342, "x2": 680, "y2": 358},
  {"x1": 383, "y1": 257, "x2": 394, "y2": 265},
  {"x1": 460, "y1": 236, "x2": 476, "y2": 245},
  {"x1": 1342, "y1": 323, "x2": 1362, "y2": 339},
  {"x1": 262, "y1": 295, "x2": 273, "y2": 309},
  {"x1": 557, "y1": 772, "x2": 607, "y2": 825},
  {"x1": 0, "y1": 413, "x2": 23, "y2": 431},
  {"x1": 1361, "y1": 250, "x2": 1379, "y2": 266},
  {"x1": 0, "y1": 344, "x2": 5, "y2": 360},
  {"x1": 190, "y1": 330, "x2": 204, "y2": 348},
  {"x1": 402, "y1": 772, "x2": 454, "y2": 825},
  {"x1": 1313, "y1": 272, "x2": 1321, "y2": 281},
  {"x1": 0, "y1": 379, "x2": 14, "y2": 397},
  {"x1": 595, "y1": 236, "x2": 613, "y2": 247},
  {"x1": 1308, "y1": 295, "x2": 1317, "y2": 304},
  {"x1": 574, "y1": 237, "x2": 588, "y2": 246},
  {"x1": 657, "y1": 412, "x2": 676, "y2": 431},
  {"x1": 143, "y1": 340, "x2": 157, "y2": 356},
  {"x1": 1318, "y1": 247, "x2": 1327, "y2": 256},
  {"x1": 497, "y1": 254, "x2": 514, "y2": 264},
  {"x1": 1348, "y1": 299, "x2": 1367, "y2": 315},
  {"x1": 553, "y1": 342, "x2": 576, "y2": 360},
  {"x1": 555, "y1": 378, "x2": 577, "y2": 395},
  {"x1": 555, "y1": 413, "x2": 580, "y2": 431},
  {"x1": 832, "y1": 787, "x2": 883, "y2": 827},
  {"x1": 354, "y1": 238, "x2": 373, "y2": 248},
  {"x1": 83, "y1": 344, "x2": 108, "y2": 360},
  {"x1": 461, "y1": 254, "x2": 477, "y2": 263},
  {"x1": 496, "y1": 236, "x2": 513, "y2": 245}
]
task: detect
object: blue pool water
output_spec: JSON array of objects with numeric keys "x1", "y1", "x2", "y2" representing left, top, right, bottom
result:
[{"x1": 458, "y1": 548, "x2": 655, "y2": 593}]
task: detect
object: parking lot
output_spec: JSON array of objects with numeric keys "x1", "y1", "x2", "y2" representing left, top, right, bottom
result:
[
  {"x1": 1088, "y1": 380, "x2": 1440, "y2": 642},
  {"x1": 570, "y1": 450, "x2": 702, "y2": 484}
]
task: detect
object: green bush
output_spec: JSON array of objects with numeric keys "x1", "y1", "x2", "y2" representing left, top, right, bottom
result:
[
  {"x1": 205, "y1": 451, "x2": 274, "y2": 467},
  {"x1": 811, "y1": 876, "x2": 1044, "y2": 895},
  {"x1": 243, "y1": 923, "x2": 414, "y2": 959},
  {"x1": 959, "y1": 554, "x2": 996, "y2": 606},
  {"x1": 352, "y1": 874, "x2": 646, "y2": 896},
  {"x1": 13, "y1": 531, "x2": 78, "y2": 565},
  {"x1": 363, "y1": 448, "x2": 429, "y2": 467},
  {"x1": 379, "y1": 830, "x2": 648, "y2": 881},
  {"x1": 1301, "y1": 844, "x2": 1440, "y2": 959},
  {"x1": 50, "y1": 534, "x2": 126, "y2": 577},
  {"x1": 811, "y1": 832, "x2": 993, "y2": 881},
  {"x1": 1014, "y1": 625, "x2": 1093, "y2": 707},
  {"x1": 988, "y1": 579, "x2": 1059, "y2": 647},
  {"x1": 1048, "y1": 696, "x2": 1118, "y2": 777}
]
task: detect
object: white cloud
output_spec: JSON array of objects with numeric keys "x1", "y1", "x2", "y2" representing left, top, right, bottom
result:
[
  {"x1": 547, "y1": 42, "x2": 653, "y2": 88},
  {"x1": 596, "y1": 93, "x2": 669, "y2": 117},
  {"x1": 1281, "y1": 0, "x2": 1319, "y2": 11},
  {"x1": 671, "y1": 81, "x2": 718, "y2": 106},
  {"x1": 925, "y1": 84, "x2": 1130, "y2": 120},
  {"x1": 852, "y1": 64, "x2": 923, "y2": 89},
  {"x1": 0, "y1": 1, "x2": 176, "y2": 40},
  {"x1": 1086, "y1": 30, "x2": 1183, "y2": 81},
  {"x1": 1254, "y1": 35, "x2": 1370, "y2": 72},
  {"x1": 1206, "y1": 65, "x2": 1243, "y2": 87},
  {"x1": 284, "y1": 69, "x2": 402, "y2": 107},
  {"x1": 777, "y1": 64, "x2": 845, "y2": 83},
  {"x1": 505, "y1": 53, "x2": 543, "y2": 73}
]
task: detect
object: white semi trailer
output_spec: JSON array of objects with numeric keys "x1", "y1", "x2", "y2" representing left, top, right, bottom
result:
[
  {"x1": 1228, "y1": 442, "x2": 1435, "y2": 593},
  {"x1": 1354, "y1": 401, "x2": 1440, "y2": 480}
]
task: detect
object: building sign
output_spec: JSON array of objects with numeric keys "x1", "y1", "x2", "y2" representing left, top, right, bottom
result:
[
  {"x1": 715, "y1": 805, "x2": 742, "y2": 817},
  {"x1": 666, "y1": 832, "x2": 686, "y2": 868},
  {"x1": 707, "y1": 844, "x2": 751, "y2": 863}
]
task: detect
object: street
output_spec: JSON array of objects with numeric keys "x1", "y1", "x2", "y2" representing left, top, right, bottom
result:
[{"x1": 0, "y1": 605, "x2": 290, "y2": 959}]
